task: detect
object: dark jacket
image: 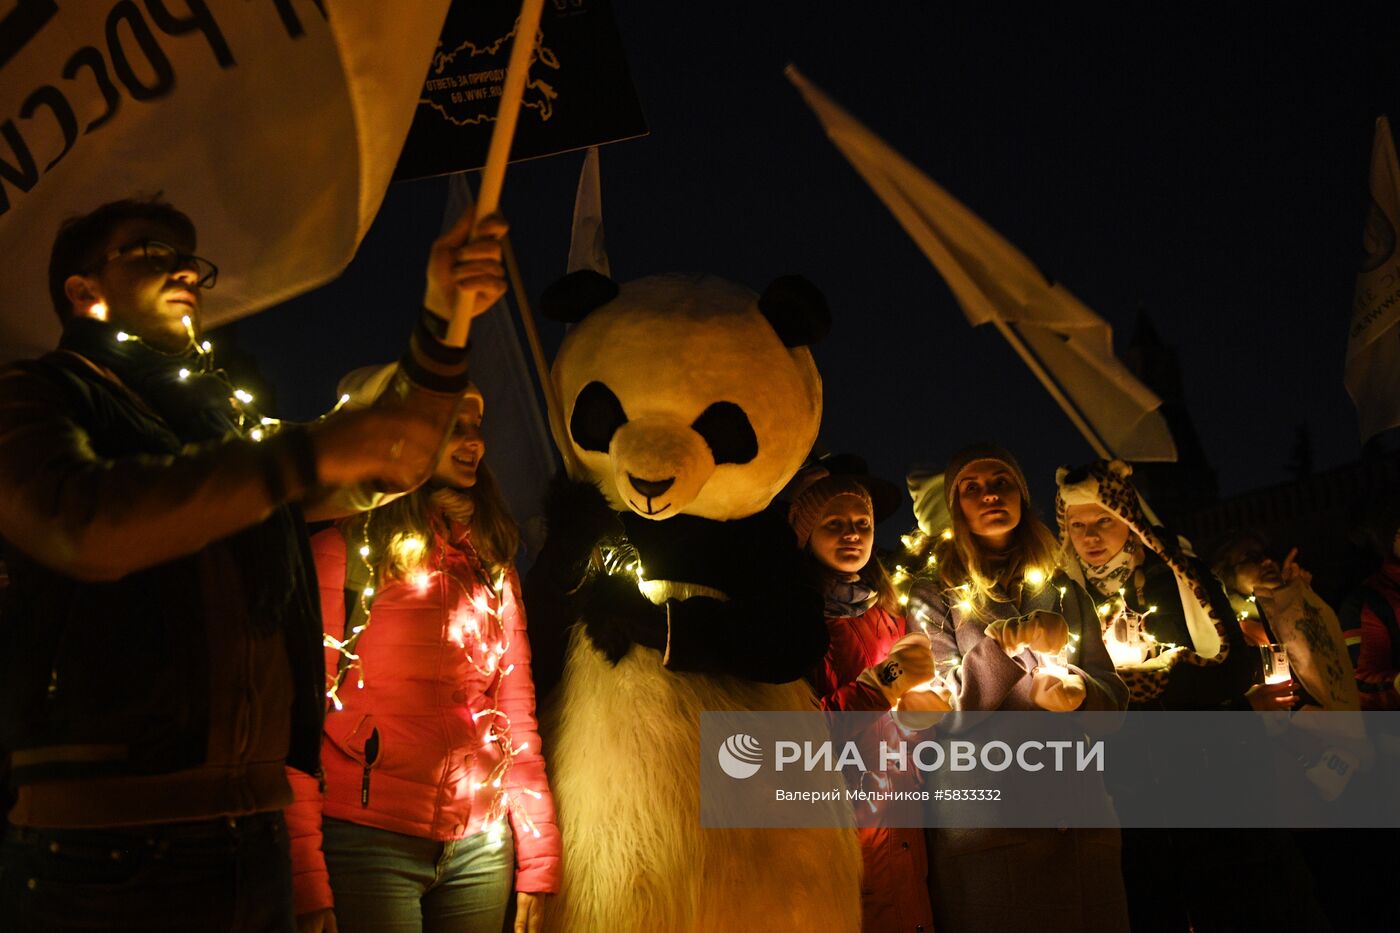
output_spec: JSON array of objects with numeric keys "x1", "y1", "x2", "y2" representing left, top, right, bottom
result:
[
  {"x1": 1117, "y1": 551, "x2": 1261, "y2": 710},
  {"x1": 0, "y1": 348, "x2": 324, "y2": 790}
]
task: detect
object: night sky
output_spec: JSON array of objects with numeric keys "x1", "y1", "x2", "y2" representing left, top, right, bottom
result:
[{"x1": 231, "y1": 2, "x2": 1400, "y2": 535}]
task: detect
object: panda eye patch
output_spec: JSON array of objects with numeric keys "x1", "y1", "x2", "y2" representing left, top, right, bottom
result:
[
  {"x1": 691, "y1": 402, "x2": 758, "y2": 465},
  {"x1": 571, "y1": 381, "x2": 628, "y2": 452}
]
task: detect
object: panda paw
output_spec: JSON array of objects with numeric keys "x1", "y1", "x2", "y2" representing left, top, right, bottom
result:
[
  {"x1": 543, "y1": 474, "x2": 621, "y2": 554},
  {"x1": 581, "y1": 573, "x2": 667, "y2": 663}
]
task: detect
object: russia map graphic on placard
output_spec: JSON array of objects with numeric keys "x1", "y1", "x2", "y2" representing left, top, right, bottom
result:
[{"x1": 394, "y1": 0, "x2": 647, "y2": 181}]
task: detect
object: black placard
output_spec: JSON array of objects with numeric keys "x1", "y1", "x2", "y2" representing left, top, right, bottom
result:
[{"x1": 393, "y1": 0, "x2": 647, "y2": 181}]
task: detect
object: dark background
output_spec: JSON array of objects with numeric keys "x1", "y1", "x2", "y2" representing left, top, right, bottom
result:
[{"x1": 228, "y1": 1, "x2": 1400, "y2": 535}]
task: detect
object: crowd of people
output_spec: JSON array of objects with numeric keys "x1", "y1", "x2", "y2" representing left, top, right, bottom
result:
[{"x1": 0, "y1": 196, "x2": 1396, "y2": 932}]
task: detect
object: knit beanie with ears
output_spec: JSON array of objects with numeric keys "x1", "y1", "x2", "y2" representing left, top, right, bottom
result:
[
  {"x1": 943, "y1": 443, "x2": 1031, "y2": 512},
  {"x1": 787, "y1": 466, "x2": 874, "y2": 549}
]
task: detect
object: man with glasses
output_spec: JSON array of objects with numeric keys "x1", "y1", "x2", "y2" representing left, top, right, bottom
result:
[{"x1": 0, "y1": 196, "x2": 508, "y2": 930}]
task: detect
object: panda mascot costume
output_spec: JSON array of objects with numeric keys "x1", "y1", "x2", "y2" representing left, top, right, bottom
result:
[{"x1": 524, "y1": 271, "x2": 862, "y2": 932}]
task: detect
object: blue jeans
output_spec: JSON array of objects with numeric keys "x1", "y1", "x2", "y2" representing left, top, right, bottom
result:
[
  {"x1": 0, "y1": 811, "x2": 294, "y2": 932},
  {"x1": 322, "y1": 818, "x2": 512, "y2": 933}
]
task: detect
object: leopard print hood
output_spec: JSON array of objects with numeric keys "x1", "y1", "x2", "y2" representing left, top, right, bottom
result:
[{"x1": 1055, "y1": 459, "x2": 1229, "y2": 703}]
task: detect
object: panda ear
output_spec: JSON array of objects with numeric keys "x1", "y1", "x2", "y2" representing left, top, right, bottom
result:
[
  {"x1": 540, "y1": 270, "x2": 620, "y2": 323},
  {"x1": 758, "y1": 275, "x2": 831, "y2": 347}
]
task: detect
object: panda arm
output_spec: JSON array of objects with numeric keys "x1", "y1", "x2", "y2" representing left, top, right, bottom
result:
[
  {"x1": 663, "y1": 520, "x2": 829, "y2": 683},
  {"x1": 522, "y1": 475, "x2": 623, "y2": 698}
]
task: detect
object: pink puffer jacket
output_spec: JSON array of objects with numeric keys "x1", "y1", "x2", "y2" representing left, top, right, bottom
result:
[{"x1": 285, "y1": 522, "x2": 560, "y2": 915}]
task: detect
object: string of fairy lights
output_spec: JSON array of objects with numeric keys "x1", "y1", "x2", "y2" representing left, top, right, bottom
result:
[
  {"x1": 99, "y1": 313, "x2": 539, "y2": 849},
  {"x1": 323, "y1": 490, "x2": 542, "y2": 848}
]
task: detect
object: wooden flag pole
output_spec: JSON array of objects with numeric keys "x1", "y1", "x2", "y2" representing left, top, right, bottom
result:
[
  {"x1": 444, "y1": 0, "x2": 547, "y2": 348},
  {"x1": 502, "y1": 233, "x2": 580, "y2": 477}
]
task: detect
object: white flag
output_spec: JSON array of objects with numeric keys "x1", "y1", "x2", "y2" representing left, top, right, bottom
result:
[
  {"x1": 566, "y1": 146, "x2": 610, "y2": 276},
  {"x1": 787, "y1": 67, "x2": 1176, "y2": 462},
  {"x1": 0, "y1": 2, "x2": 451, "y2": 359},
  {"x1": 1345, "y1": 116, "x2": 1400, "y2": 442}
]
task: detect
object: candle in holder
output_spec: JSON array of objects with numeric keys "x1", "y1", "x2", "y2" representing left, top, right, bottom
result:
[{"x1": 1260, "y1": 644, "x2": 1291, "y2": 684}]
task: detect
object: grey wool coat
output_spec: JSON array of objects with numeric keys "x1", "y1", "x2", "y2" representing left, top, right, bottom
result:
[{"x1": 906, "y1": 569, "x2": 1131, "y2": 933}]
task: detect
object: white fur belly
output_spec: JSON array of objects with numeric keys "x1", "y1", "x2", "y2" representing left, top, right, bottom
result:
[{"x1": 543, "y1": 629, "x2": 862, "y2": 933}]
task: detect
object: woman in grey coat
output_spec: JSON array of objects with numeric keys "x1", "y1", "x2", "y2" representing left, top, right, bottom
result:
[{"x1": 905, "y1": 444, "x2": 1130, "y2": 933}]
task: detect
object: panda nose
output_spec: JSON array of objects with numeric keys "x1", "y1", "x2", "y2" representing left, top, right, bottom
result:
[{"x1": 628, "y1": 474, "x2": 675, "y2": 499}]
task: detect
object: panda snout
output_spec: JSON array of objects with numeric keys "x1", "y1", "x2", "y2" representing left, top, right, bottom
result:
[{"x1": 628, "y1": 474, "x2": 676, "y2": 499}]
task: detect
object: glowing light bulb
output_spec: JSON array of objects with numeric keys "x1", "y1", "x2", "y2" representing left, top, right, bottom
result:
[
  {"x1": 177, "y1": 368, "x2": 190, "y2": 381},
  {"x1": 363, "y1": 586, "x2": 375, "y2": 598},
  {"x1": 233, "y1": 389, "x2": 254, "y2": 404},
  {"x1": 926, "y1": 554, "x2": 937, "y2": 567},
  {"x1": 899, "y1": 594, "x2": 909, "y2": 606},
  {"x1": 1025, "y1": 567, "x2": 1046, "y2": 587},
  {"x1": 116, "y1": 331, "x2": 131, "y2": 342},
  {"x1": 359, "y1": 545, "x2": 371, "y2": 557},
  {"x1": 412, "y1": 571, "x2": 431, "y2": 592},
  {"x1": 89, "y1": 301, "x2": 108, "y2": 321},
  {"x1": 250, "y1": 428, "x2": 264, "y2": 442},
  {"x1": 201, "y1": 340, "x2": 211, "y2": 352},
  {"x1": 180, "y1": 315, "x2": 191, "y2": 329},
  {"x1": 260, "y1": 417, "x2": 276, "y2": 425},
  {"x1": 955, "y1": 600, "x2": 973, "y2": 612}
]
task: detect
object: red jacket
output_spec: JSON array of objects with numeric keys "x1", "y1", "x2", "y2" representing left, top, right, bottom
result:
[
  {"x1": 285, "y1": 522, "x2": 561, "y2": 914},
  {"x1": 809, "y1": 600, "x2": 935, "y2": 933},
  {"x1": 1342, "y1": 557, "x2": 1400, "y2": 710}
]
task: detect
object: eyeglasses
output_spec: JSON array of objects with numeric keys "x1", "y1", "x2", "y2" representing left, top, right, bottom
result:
[{"x1": 90, "y1": 239, "x2": 218, "y2": 290}]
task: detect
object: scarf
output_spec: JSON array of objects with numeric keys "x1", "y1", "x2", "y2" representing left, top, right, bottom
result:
[
  {"x1": 59, "y1": 316, "x2": 307, "y2": 636},
  {"x1": 1080, "y1": 537, "x2": 1141, "y2": 600},
  {"x1": 823, "y1": 577, "x2": 878, "y2": 619},
  {"x1": 431, "y1": 485, "x2": 477, "y2": 527}
]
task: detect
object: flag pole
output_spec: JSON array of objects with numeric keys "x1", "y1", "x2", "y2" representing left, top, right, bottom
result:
[
  {"x1": 502, "y1": 233, "x2": 580, "y2": 477},
  {"x1": 994, "y1": 319, "x2": 1168, "y2": 526},
  {"x1": 992, "y1": 319, "x2": 1112, "y2": 459},
  {"x1": 444, "y1": 0, "x2": 547, "y2": 348}
]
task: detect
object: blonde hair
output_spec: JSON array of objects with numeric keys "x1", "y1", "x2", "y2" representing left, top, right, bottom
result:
[
  {"x1": 935, "y1": 492, "x2": 1059, "y2": 616},
  {"x1": 346, "y1": 462, "x2": 519, "y2": 583}
]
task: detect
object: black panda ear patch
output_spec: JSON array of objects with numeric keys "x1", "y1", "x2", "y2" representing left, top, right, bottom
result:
[
  {"x1": 758, "y1": 275, "x2": 831, "y2": 347},
  {"x1": 691, "y1": 402, "x2": 758, "y2": 465},
  {"x1": 540, "y1": 270, "x2": 620, "y2": 323},
  {"x1": 570, "y1": 381, "x2": 628, "y2": 452}
]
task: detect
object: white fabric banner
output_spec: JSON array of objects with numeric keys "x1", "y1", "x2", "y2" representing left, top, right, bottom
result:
[
  {"x1": 787, "y1": 66, "x2": 1176, "y2": 462},
  {"x1": 1345, "y1": 115, "x2": 1400, "y2": 442},
  {"x1": 0, "y1": 0, "x2": 451, "y2": 360},
  {"x1": 566, "y1": 145, "x2": 609, "y2": 276}
]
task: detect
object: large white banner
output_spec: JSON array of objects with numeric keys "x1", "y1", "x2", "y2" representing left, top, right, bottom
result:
[
  {"x1": 0, "y1": 0, "x2": 451, "y2": 360},
  {"x1": 1345, "y1": 115, "x2": 1400, "y2": 442}
]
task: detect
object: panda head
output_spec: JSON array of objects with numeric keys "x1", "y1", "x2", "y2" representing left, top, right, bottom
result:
[{"x1": 542, "y1": 271, "x2": 829, "y2": 522}]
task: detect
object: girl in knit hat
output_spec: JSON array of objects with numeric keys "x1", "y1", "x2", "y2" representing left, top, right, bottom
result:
[
  {"x1": 788, "y1": 454, "x2": 941, "y2": 933},
  {"x1": 904, "y1": 443, "x2": 1130, "y2": 933}
]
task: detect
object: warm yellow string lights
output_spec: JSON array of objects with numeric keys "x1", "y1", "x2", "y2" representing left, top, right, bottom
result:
[{"x1": 323, "y1": 516, "x2": 538, "y2": 848}]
